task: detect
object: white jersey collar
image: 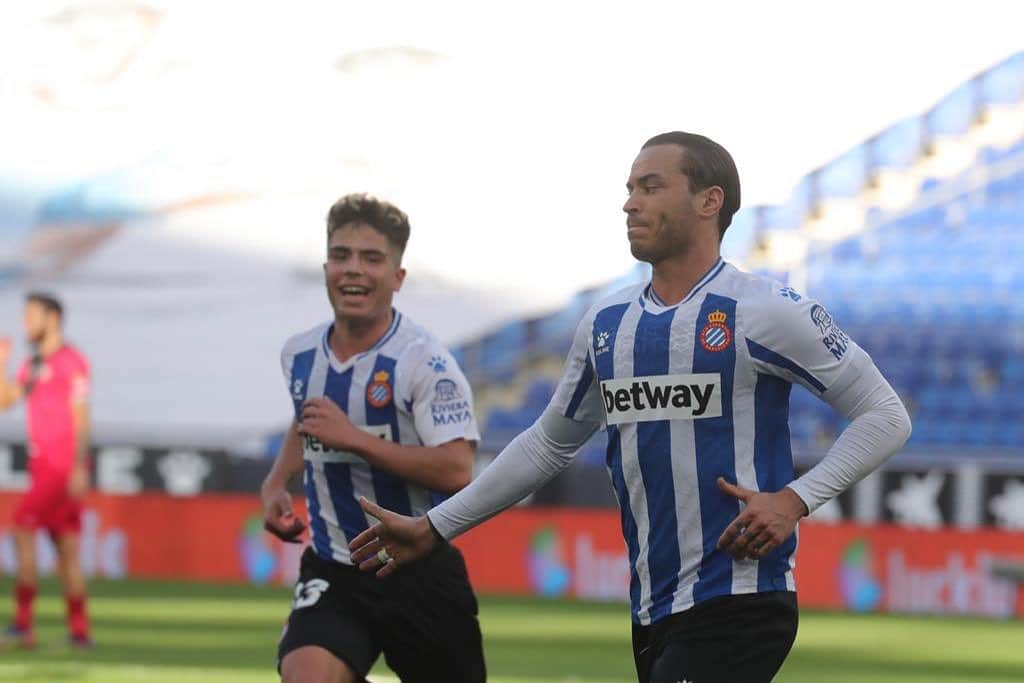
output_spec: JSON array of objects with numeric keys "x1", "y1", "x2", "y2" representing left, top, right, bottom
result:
[
  {"x1": 640, "y1": 257, "x2": 726, "y2": 313},
  {"x1": 321, "y1": 309, "x2": 403, "y2": 373}
]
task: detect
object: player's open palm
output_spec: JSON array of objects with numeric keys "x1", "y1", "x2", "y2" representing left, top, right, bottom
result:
[
  {"x1": 716, "y1": 477, "x2": 807, "y2": 561},
  {"x1": 350, "y1": 497, "x2": 438, "y2": 578}
]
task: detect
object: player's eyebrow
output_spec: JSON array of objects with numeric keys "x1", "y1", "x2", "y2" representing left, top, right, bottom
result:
[{"x1": 626, "y1": 173, "x2": 664, "y2": 191}]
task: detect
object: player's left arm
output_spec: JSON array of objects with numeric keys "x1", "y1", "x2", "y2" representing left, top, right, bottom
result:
[
  {"x1": 68, "y1": 368, "x2": 91, "y2": 499},
  {"x1": 718, "y1": 292, "x2": 912, "y2": 560}
]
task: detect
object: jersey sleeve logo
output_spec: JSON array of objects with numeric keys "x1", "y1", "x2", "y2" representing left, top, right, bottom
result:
[
  {"x1": 427, "y1": 355, "x2": 448, "y2": 373},
  {"x1": 366, "y1": 370, "x2": 393, "y2": 408},
  {"x1": 433, "y1": 378, "x2": 462, "y2": 402},
  {"x1": 810, "y1": 304, "x2": 850, "y2": 361},
  {"x1": 699, "y1": 310, "x2": 732, "y2": 353}
]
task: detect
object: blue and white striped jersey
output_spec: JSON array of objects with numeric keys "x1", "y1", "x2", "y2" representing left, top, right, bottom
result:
[
  {"x1": 550, "y1": 258, "x2": 860, "y2": 625},
  {"x1": 281, "y1": 311, "x2": 480, "y2": 564}
]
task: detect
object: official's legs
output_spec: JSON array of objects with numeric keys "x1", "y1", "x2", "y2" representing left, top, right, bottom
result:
[
  {"x1": 54, "y1": 532, "x2": 91, "y2": 641},
  {"x1": 11, "y1": 528, "x2": 37, "y2": 635},
  {"x1": 637, "y1": 592, "x2": 798, "y2": 683}
]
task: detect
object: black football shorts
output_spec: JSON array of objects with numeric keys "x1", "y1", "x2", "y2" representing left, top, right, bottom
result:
[
  {"x1": 278, "y1": 544, "x2": 485, "y2": 683},
  {"x1": 632, "y1": 590, "x2": 799, "y2": 683}
]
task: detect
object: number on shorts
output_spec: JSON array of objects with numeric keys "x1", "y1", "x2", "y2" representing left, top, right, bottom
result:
[{"x1": 292, "y1": 578, "x2": 330, "y2": 609}]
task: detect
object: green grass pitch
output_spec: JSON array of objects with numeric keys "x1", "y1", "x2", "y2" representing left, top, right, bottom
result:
[{"x1": 0, "y1": 579, "x2": 1021, "y2": 682}]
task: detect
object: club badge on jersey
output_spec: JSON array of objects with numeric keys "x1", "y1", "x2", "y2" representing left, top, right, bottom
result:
[
  {"x1": 699, "y1": 309, "x2": 732, "y2": 352},
  {"x1": 366, "y1": 370, "x2": 392, "y2": 408}
]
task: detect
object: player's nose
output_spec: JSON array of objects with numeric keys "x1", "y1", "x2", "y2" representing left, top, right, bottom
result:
[{"x1": 622, "y1": 193, "x2": 641, "y2": 215}]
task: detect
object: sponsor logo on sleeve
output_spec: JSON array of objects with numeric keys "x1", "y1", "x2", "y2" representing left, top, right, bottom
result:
[
  {"x1": 600, "y1": 374, "x2": 722, "y2": 425},
  {"x1": 699, "y1": 310, "x2": 732, "y2": 353},
  {"x1": 291, "y1": 379, "x2": 304, "y2": 401},
  {"x1": 433, "y1": 378, "x2": 462, "y2": 402},
  {"x1": 595, "y1": 330, "x2": 611, "y2": 357},
  {"x1": 810, "y1": 304, "x2": 849, "y2": 361},
  {"x1": 431, "y1": 378, "x2": 472, "y2": 426},
  {"x1": 428, "y1": 355, "x2": 448, "y2": 373},
  {"x1": 366, "y1": 370, "x2": 393, "y2": 408}
]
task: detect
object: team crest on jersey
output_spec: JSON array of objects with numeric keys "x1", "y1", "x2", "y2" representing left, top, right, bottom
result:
[
  {"x1": 699, "y1": 310, "x2": 732, "y2": 352},
  {"x1": 366, "y1": 370, "x2": 392, "y2": 408}
]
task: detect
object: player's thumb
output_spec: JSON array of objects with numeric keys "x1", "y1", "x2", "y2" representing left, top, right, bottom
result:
[{"x1": 717, "y1": 476, "x2": 752, "y2": 501}]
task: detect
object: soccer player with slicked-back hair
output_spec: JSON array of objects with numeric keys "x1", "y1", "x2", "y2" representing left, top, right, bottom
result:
[
  {"x1": 0, "y1": 293, "x2": 92, "y2": 649},
  {"x1": 350, "y1": 133, "x2": 912, "y2": 682},
  {"x1": 262, "y1": 194, "x2": 486, "y2": 683}
]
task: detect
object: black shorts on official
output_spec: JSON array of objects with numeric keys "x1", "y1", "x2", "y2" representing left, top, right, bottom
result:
[
  {"x1": 632, "y1": 591, "x2": 798, "y2": 683},
  {"x1": 277, "y1": 544, "x2": 485, "y2": 683}
]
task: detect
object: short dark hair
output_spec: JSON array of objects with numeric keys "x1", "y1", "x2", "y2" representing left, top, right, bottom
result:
[
  {"x1": 25, "y1": 291, "x2": 63, "y2": 319},
  {"x1": 326, "y1": 193, "x2": 411, "y2": 258},
  {"x1": 642, "y1": 132, "x2": 741, "y2": 238}
]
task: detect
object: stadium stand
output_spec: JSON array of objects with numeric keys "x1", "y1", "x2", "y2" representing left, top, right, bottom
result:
[{"x1": 460, "y1": 51, "x2": 1024, "y2": 457}]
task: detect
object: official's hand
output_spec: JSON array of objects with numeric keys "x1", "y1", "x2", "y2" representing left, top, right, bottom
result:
[
  {"x1": 67, "y1": 462, "x2": 90, "y2": 500},
  {"x1": 349, "y1": 497, "x2": 438, "y2": 578},
  {"x1": 261, "y1": 484, "x2": 306, "y2": 543},
  {"x1": 297, "y1": 397, "x2": 361, "y2": 451},
  {"x1": 716, "y1": 477, "x2": 807, "y2": 561}
]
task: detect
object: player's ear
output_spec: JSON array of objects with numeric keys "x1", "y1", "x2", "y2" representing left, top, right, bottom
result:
[
  {"x1": 698, "y1": 186, "x2": 724, "y2": 220},
  {"x1": 394, "y1": 266, "x2": 406, "y2": 292}
]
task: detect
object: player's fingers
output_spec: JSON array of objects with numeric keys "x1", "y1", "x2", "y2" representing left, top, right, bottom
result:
[
  {"x1": 351, "y1": 537, "x2": 385, "y2": 565},
  {"x1": 717, "y1": 476, "x2": 753, "y2": 503},
  {"x1": 349, "y1": 524, "x2": 382, "y2": 553},
  {"x1": 717, "y1": 510, "x2": 753, "y2": 550},
  {"x1": 741, "y1": 528, "x2": 770, "y2": 561},
  {"x1": 375, "y1": 555, "x2": 400, "y2": 579},
  {"x1": 264, "y1": 519, "x2": 303, "y2": 543},
  {"x1": 357, "y1": 496, "x2": 392, "y2": 524}
]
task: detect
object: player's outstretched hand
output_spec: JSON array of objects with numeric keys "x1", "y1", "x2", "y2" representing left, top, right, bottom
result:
[
  {"x1": 716, "y1": 477, "x2": 807, "y2": 561},
  {"x1": 349, "y1": 497, "x2": 438, "y2": 578},
  {"x1": 262, "y1": 486, "x2": 306, "y2": 543},
  {"x1": 0, "y1": 337, "x2": 11, "y2": 364}
]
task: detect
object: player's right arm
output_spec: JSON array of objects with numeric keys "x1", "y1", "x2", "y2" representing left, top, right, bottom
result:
[
  {"x1": 260, "y1": 419, "x2": 307, "y2": 542},
  {"x1": 349, "y1": 311, "x2": 605, "y2": 576},
  {"x1": 0, "y1": 338, "x2": 24, "y2": 411}
]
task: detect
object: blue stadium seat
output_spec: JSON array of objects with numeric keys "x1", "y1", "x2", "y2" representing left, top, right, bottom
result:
[
  {"x1": 871, "y1": 118, "x2": 924, "y2": 170},
  {"x1": 926, "y1": 82, "x2": 978, "y2": 137},
  {"x1": 980, "y1": 52, "x2": 1024, "y2": 106}
]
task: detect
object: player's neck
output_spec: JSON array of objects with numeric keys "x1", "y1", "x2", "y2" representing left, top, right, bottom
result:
[
  {"x1": 329, "y1": 309, "x2": 394, "y2": 362},
  {"x1": 649, "y1": 241, "x2": 721, "y2": 306},
  {"x1": 35, "y1": 331, "x2": 63, "y2": 358}
]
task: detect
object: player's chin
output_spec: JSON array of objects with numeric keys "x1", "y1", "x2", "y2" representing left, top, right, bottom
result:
[{"x1": 628, "y1": 238, "x2": 660, "y2": 263}]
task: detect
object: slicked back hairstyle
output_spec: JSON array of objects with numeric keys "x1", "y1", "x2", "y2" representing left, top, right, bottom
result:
[
  {"x1": 326, "y1": 193, "x2": 411, "y2": 259},
  {"x1": 25, "y1": 291, "x2": 63, "y2": 320},
  {"x1": 642, "y1": 132, "x2": 741, "y2": 239}
]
